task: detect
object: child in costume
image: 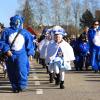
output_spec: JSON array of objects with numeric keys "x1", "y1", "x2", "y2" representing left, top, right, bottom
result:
[{"x1": 46, "y1": 26, "x2": 75, "y2": 89}]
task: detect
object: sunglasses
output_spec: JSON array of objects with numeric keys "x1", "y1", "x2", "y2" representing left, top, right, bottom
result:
[{"x1": 94, "y1": 24, "x2": 99, "y2": 25}]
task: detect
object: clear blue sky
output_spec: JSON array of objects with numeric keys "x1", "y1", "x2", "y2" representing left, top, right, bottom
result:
[{"x1": 0, "y1": 0, "x2": 19, "y2": 27}]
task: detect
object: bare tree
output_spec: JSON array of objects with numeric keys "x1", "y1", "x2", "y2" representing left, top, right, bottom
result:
[
  {"x1": 31, "y1": 0, "x2": 49, "y2": 26},
  {"x1": 82, "y1": 0, "x2": 100, "y2": 17},
  {"x1": 72, "y1": 0, "x2": 81, "y2": 28},
  {"x1": 51, "y1": 0, "x2": 62, "y2": 25},
  {"x1": 82, "y1": 0, "x2": 90, "y2": 12},
  {"x1": 64, "y1": 0, "x2": 72, "y2": 27},
  {"x1": 34, "y1": 0, "x2": 44, "y2": 25},
  {"x1": 89, "y1": 0, "x2": 100, "y2": 16},
  {"x1": 17, "y1": 0, "x2": 35, "y2": 27},
  {"x1": 41, "y1": 0, "x2": 52, "y2": 26}
]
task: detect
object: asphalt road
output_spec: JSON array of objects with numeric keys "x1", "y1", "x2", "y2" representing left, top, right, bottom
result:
[{"x1": 0, "y1": 59, "x2": 100, "y2": 100}]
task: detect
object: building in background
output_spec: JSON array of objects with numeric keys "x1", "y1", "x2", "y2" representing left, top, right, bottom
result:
[{"x1": 95, "y1": 10, "x2": 100, "y2": 21}]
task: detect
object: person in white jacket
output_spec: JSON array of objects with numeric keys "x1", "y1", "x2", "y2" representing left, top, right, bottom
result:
[
  {"x1": 39, "y1": 28, "x2": 52, "y2": 72},
  {"x1": 46, "y1": 26, "x2": 75, "y2": 89}
]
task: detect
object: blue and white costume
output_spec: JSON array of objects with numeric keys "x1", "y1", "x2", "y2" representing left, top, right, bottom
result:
[
  {"x1": 38, "y1": 29, "x2": 52, "y2": 70},
  {"x1": 88, "y1": 27, "x2": 100, "y2": 71},
  {"x1": 46, "y1": 40, "x2": 75, "y2": 71},
  {"x1": 78, "y1": 40, "x2": 90, "y2": 70},
  {"x1": 1, "y1": 15, "x2": 34, "y2": 92},
  {"x1": 46, "y1": 26, "x2": 75, "y2": 89},
  {"x1": 39, "y1": 29, "x2": 52, "y2": 59}
]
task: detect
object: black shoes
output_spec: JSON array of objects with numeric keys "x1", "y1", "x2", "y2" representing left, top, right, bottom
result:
[
  {"x1": 12, "y1": 87, "x2": 26, "y2": 93},
  {"x1": 55, "y1": 74, "x2": 60, "y2": 85},
  {"x1": 60, "y1": 81, "x2": 64, "y2": 89},
  {"x1": 49, "y1": 73, "x2": 54, "y2": 83},
  {"x1": 12, "y1": 89, "x2": 20, "y2": 93}
]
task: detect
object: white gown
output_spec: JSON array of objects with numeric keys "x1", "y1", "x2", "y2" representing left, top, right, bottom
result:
[{"x1": 46, "y1": 39, "x2": 75, "y2": 70}]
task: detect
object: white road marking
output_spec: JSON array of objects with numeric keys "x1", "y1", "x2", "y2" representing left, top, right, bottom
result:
[
  {"x1": 31, "y1": 61, "x2": 44, "y2": 94},
  {"x1": 32, "y1": 72, "x2": 36, "y2": 75},
  {"x1": 31, "y1": 68, "x2": 35, "y2": 70},
  {"x1": 33, "y1": 76, "x2": 39, "y2": 80},
  {"x1": 36, "y1": 89, "x2": 43, "y2": 94},
  {"x1": 35, "y1": 81, "x2": 40, "y2": 85},
  {"x1": 30, "y1": 64, "x2": 33, "y2": 66}
]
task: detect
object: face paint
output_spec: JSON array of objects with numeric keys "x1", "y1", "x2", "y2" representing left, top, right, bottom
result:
[{"x1": 15, "y1": 19, "x2": 21, "y2": 28}]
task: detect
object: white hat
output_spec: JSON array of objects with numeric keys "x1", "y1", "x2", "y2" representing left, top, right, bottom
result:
[
  {"x1": 46, "y1": 28, "x2": 52, "y2": 34},
  {"x1": 52, "y1": 25, "x2": 67, "y2": 36}
]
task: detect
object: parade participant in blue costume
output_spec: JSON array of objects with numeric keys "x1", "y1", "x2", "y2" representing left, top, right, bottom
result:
[
  {"x1": 78, "y1": 34, "x2": 90, "y2": 71},
  {"x1": 1, "y1": 15, "x2": 34, "y2": 93},
  {"x1": 88, "y1": 20, "x2": 100, "y2": 72},
  {"x1": 70, "y1": 36, "x2": 81, "y2": 71},
  {"x1": 73, "y1": 26, "x2": 89, "y2": 71},
  {"x1": 46, "y1": 26, "x2": 75, "y2": 89}
]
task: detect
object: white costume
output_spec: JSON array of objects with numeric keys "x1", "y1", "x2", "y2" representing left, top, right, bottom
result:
[
  {"x1": 39, "y1": 28, "x2": 53, "y2": 59},
  {"x1": 39, "y1": 39, "x2": 50, "y2": 59},
  {"x1": 45, "y1": 25, "x2": 75, "y2": 89},
  {"x1": 46, "y1": 39, "x2": 75, "y2": 71}
]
